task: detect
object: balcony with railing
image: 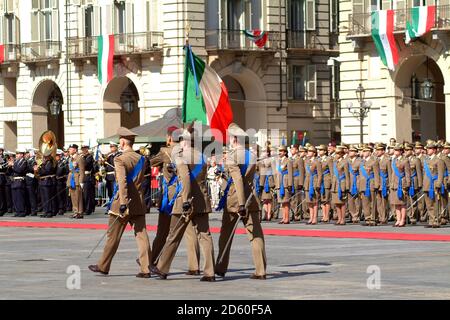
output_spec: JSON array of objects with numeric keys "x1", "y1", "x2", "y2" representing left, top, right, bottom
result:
[
  {"x1": 286, "y1": 30, "x2": 339, "y2": 53},
  {"x1": 67, "y1": 32, "x2": 164, "y2": 60},
  {"x1": 348, "y1": 5, "x2": 450, "y2": 38},
  {"x1": 21, "y1": 41, "x2": 61, "y2": 63},
  {"x1": 1, "y1": 44, "x2": 21, "y2": 63},
  {"x1": 206, "y1": 30, "x2": 281, "y2": 52}
]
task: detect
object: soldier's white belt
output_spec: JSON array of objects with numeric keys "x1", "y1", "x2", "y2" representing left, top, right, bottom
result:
[
  {"x1": 56, "y1": 175, "x2": 68, "y2": 180},
  {"x1": 13, "y1": 177, "x2": 25, "y2": 180},
  {"x1": 26, "y1": 173, "x2": 35, "y2": 179},
  {"x1": 106, "y1": 172, "x2": 115, "y2": 175},
  {"x1": 85, "y1": 171, "x2": 91, "y2": 175},
  {"x1": 40, "y1": 175, "x2": 56, "y2": 180},
  {"x1": 0, "y1": 172, "x2": 5, "y2": 175}
]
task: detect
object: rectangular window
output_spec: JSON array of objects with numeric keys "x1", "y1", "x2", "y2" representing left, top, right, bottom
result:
[
  {"x1": 227, "y1": 0, "x2": 243, "y2": 30},
  {"x1": 330, "y1": 0, "x2": 339, "y2": 33},
  {"x1": 293, "y1": 65, "x2": 305, "y2": 100},
  {"x1": 288, "y1": 0, "x2": 305, "y2": 31},
  {"x1": 85, "y1": 6, "x2": 93, "y2": 37},
  {"x1": 4, "y1": 121, "x2": 17, "y2": 152},
  {"x1": 4, "y1": 78, "x2": 17, "y2": 107},
  {"x1": 305, "y1": 0, "x2": 316, "y2": 30}
]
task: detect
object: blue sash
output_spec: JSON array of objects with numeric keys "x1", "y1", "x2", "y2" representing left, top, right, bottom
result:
[
  {"x1": 292, "y1": 170, "x2": 300, "y2": 193},
  {"x1": 254, "y1": 173, "x2": 261, "y2": 196},
  {"x1": 216, "y1": 149, "x2": 251, "y2": 211},
  {"x1": 106, "y1": 156, "x2": 145, "y2": 210},
  {"x1": 68, "y1": 161, "x2": 79, "y2": 190},
  {"x1": 442, "y1": 168, "x2": 448, "y2": 195},
  {"x1": 159, "y1": 174, "x2": 181, "y2": 215},
  {"x1": 360, "y1": 162, "x2": 374, "y2": 197},
  {"x1": 333, "y1": 162, "x2": 345, "y2": 200},
  {"x1": 409, "y1": 171, "x2": 417, "y2": 196},
  {"x1": 320, "y1": 168, "x2": 330, "y2": 196},
  {"x1": 306, "y1": 165, "x2": 317, "y2": 200},
  {"x1": 277, "y1": 165, "x2": 289, "y2": 198},
  {"x1": 424, "y1": 159, "x2": 438, "y2": 200},
  {"x1": 349, "y1": 162, "x2": 359, "y2": 197},
  {"x1": 264, "y1": 175, "x2": 271, "y2": 193},
  {"x1": 391, "y1": 159, "x2": 405, "y2": 200},
  {"x1": 380, "y1": 170, "x2": 388, "y2": 198}
]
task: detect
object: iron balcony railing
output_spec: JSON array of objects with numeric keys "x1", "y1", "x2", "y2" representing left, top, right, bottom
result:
[
  {"x1": 206, "y1": 29, "x2": 281, "y2": 51},
  {"x1": 21, "y1": 41, "x2": 61, "y2": 62},
  {"x1": 67, "y1": 32, "x2": 164, "y2": 59},
  {"x1": 348, "y1": 5, "x2": 450, "y2": 37},
  {"x1": 1, "y1": 44, "x2": 21, "y2": 63},
  {"x1": 286, "y1": 30, "x2": 337, "y2": 51}
]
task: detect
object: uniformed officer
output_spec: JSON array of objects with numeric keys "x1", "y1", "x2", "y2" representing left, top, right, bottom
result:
[
  {"x1": 375, "y1": 143, "x2": 391, "y2": 224},
  {"x1": 215, "y1": 123, "x2": 266, "y2": 280},
  {"x1": 152, "y1": 127, "x2": 215, "y2": 282},
  {"x1": 63, "y1": 149, "x2": 73, "y2": 213},
  {"x1": 318, "y1": 145, "x2": 332, "y2": 223},
  {"x1": 347, "y1": 145, "x2": 361, "y2": 224},
  {"x1": 304, "y1": 145, "x2": 322, "y2": 225},
  {"x1": 414, "y1": 142, "x2": 427, "y2": 222},
  {"x1": 359, "y1": 145, "x2": 380, "y2": 226},
  {"x1": 331, "y1": 146, "x2": 349, "y2": 225},
  {"x1": 405, "y1": 143, "x2": 422, "y2": 224},
  {"x1": 258, "y1": 147, "x2": 275, "y2": 221},
  {"x1": 4, "y1": 152, "x2": 14, "y2": 214},
  {"x1": 422, "y1": 141, "x2": 445, "y2": 228},
  {"x1": 390, "y1": 143, "x2": 411, "y2": 227},
  {"x1": 0, "y1": 147, "x2": 8, "y2": 216},
  {"x1": 275, "y1": 145, "x2": 293, "y2": 224},
  {"x1": 36, "y1": 153, "x2": 57, "y2": 218},
  {"x1": 438, "y1": 142, "x2": 450, "y2": 225},
  {"x1": 299, "y1": 146, "x2": 309, "y2": 220},
  {"x1": 10, "y1": 149, "x2": 28, "y2": 217},
  {"x1": 105, "y1": 142, "x2": 119, "y2": 204},
  {"x1": 67, "y1": 144, "x2": 85, "y2": 219},
  {"x1": 290, "y1": 144, "x2": 305, "y2": 222},
  {"x1": 55, "y1": 149, "x2": 69, "y2": 215},
  {"x1": 89, "y1": 127, "x2": 152, "y2": 278},
  {"x1": 25, "y1": 149, "x2": 39, "y2": 216},
  {"x1": 81, "y1": 145, "x2": 96, "y2": 215}
]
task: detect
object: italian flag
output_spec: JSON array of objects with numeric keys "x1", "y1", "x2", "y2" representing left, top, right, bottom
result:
[
  {"x1": 371, "y1": 10, "x2": 399, "y2": 71},
  {"x1": 405, "y1": 6, "x2": 436, "y2": 44},
  {"x1": 243, "y1": 30, "x2": 268, "y2": 48},
  {"x1": 98, "y1": 35, "x2": 114, "y2": 85},
  {"x1": 182, "y1": 46, "x2": 233, "y2": 143},
  {"x1": 0, "y1": 44, "x2": 4, "y2": 64}
]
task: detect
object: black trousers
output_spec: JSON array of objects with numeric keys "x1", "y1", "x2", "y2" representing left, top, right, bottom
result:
[
  {"x1": 26, "y1": 183, "x2": 38, "y2": 214},
  {"x1": 5, "y1": 184, "x2": 12, "y2": 212},
  {"x1": 56, "y1": 181, "x2": 67, "y2": 213},
  {"x1": 83, "y1": 177, "x2": 96, "y2": 214},
  {"x1": 0, "y1": 185, "x2": 6, "y2": 214},
  {"x1": 40, "y1": 184, "x2": 57, "y2": 215},
  {"x1": 106, "y1": 179, "x2": 115, "y2": 201},
  {"x1": 12, "y1": 187, "x2": 27, "y2": 215}
]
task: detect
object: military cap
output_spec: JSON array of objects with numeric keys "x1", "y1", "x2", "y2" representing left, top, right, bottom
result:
[
  {"x1": 227, "y1": 122, "x2": 248, "y2": 137},
  {"x1": 335, "y1": 146, "x2": 345, "y2": 154},
  {"x1": 362, "y1": 144, "x2": 373, "y2": 152},
  {"x1": 375, "y1": 143, "x2": 386, "y2": 150},
  {"x1": 81, "y1": 143, "x2": 90, "y2": 149},
  {"x1": 317, "y1": 144, "x2": 327, "y2": 151},
  {"x1": 340, "y1": 144, "x2": 349, "y2": 150},
  {"x1": 357, "y1": 143, "x2": 364, "y2": 151},
  {"x1": 404, "y1": 143, "x2": 414, "y2": 150},
  {"x1": 16, "y1": 148, "x2": 26, "y2": 154},
  {"x1": 69, "y1": 144, "x2": 79, "y2": 150},
  {"x1": 393, "y1": 143, "x2": 404, "y2": 151},
  {"x1": 443, "y1": 142, "x2": 450, "y2": 149},
  {"x1": 305, "y1": 143, "x2": 312, "y2": 148},
  {"x1": 291, "y1": 144, "x2": 299, "y2": 149},
  {"x1": 56, "y1": 149, "x2": 64, "y2": 155},
  {"x1": 109, "y1": 141, "x2": 118, "y2": 147},
  {"x1": 328, "y1": 142, "x2": 337, "y2": 147},
  {"x1": 298, "y1": 145, "x2": 307, "y2": 152},
  {"x1": 348, "y1": 145, "x2": 358, "y2": 152},
  {"x1": 117, "y1": 127, "x2": 138, "y2": 138},
  {"x1": 414, "y1": 141, "x2": 424, "y2": 149},
  {"x1": 436, "y1": 141, "x2": 444, "y2": 148},
  {"x1": 426, "y1": 141, "x2": 437, "y2": 149},
  {"x1": 307, "y1": 145, "x2": 317, "y2": 153},
  {"x1": 0, "y1": 146, "x2": 4, "y2": 150},
  {"x1": 278, "y1": 145, "x2": 288, "y2": 152}
]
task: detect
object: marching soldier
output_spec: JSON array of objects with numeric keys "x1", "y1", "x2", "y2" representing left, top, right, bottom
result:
[
  {"x1": 11, "y1": 149, "x2": 28, "y2": 217},
  {"x1": 290, "y1": 144, "x2": 305, "y2": 222},
  {"x1": 55, "y1": 150, "x2": 69, "y2": 215},
  {"x1": 422, "y1": 141, "x2": 445, "y2": 228},
  {"x1": 439, "y1": 142, "x2": 450, "y2": 225},
  {"x1": 259, "y1": 147, "x2": 275, "y2": 221},
  {"x1": 89, "y1": 127, "x2": 152, "y2": 278},
  {"x1": 67, "y1": 144, "x2": 85, "y2": 219},
  {"x1": 81, "y1": 145, "x2": 96, "y2": 215},
  {"x1": 0, "y1": 147, "x2": 7, "y2": 216},
  {"x1": 375, "y1": 143, "x2": 391, "y2": 224},
  {"x1": 415, "y1": 141, "x2": 427, "y2": 222},
  {"x1": 318, "y1": 145, "x2": 332, "y2": 223},
  {"x1": 304, "y1": 145, "x2": 322, "y2": 225},
  {"x1": 152, "y1": 127, "x2": 215, "y2": 281},
  {"x1": 36, "y1": 154, "x2": 57, "y2": 218},
  {"x1": 275, "y1": 145, "x2": 293, "y2": 224},
  {"x1": 105, "y1": 142, "x2": 119, "y2": 205},
  {"x1": 405, "y1": 143, "x2": 423, "y2": 224},
  {"x1": 331, "y1": 146, "x2": 349, "y2": 225},
  {"x1": 390, "y1": 144, "x2": 411, "y2": 227},
  {"x1": 215, "y1": 123, "x2": 266, "y2": 280},
  {"x1": 359, "y1": 145, "x2": 380, "y2": 226},
  {"x1": 347, "y1": 145, "x2": 361, "y2": 224}
]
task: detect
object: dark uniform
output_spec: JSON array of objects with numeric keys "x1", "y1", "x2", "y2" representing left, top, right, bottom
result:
[
  {"x1": 55, "y1": 157, "x2": 69, "y2": 215},
  {"x1": 82, "y1": 152, "x2": 97, "y2": 214},
  {"x1": 11, "y1": 156, "x2": 28, "y2": 217},
  {"x1": 25, "y1": 156, "x2": 39, "y2": 215},
  {"x1": 38, "y1": 159, "x2": 57, "y2": 217},
  {"x1": 141, "y1": 155, "x2": 152, "y2": 212},
  {"x1": 0, "y1": 155, "x2": 8, "y2": 215},
  {"x1": 105, "y1": 151, "x2": 119, "y2": 202}
]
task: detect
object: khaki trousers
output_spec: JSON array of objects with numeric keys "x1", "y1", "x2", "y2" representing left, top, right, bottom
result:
[
  {"x1": 157, "y1": 213, "x2": 215, "y2": 277},
  {"x1": 215, "y1": 211, "x2": 267, "y2": 277},
  {"x1": 97, "y1": 214, "x2": 152, "y2": 274},
  {"x1": 348, "y1": 195, "x2": 361, "y2": 222},
  {"x1": 425, "y1": 192, "x2": 439, "y2": 225},
  {"x1": 151, "y1": 213, "x2": 171, "y2": 265},
  {"x1": 376, "y1": 193, "x2": 389, "y2": 223},
  {"x1": 69, "y1": 187, "x2": 83, "y2": 214},
  {"x1": 361, "y1": 191, "x2": 377, "y2": 223}
]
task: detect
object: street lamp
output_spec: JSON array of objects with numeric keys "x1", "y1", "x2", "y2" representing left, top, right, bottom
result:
[{"x1": 346, "y1": 83, "x2": 372, "y2": 144}]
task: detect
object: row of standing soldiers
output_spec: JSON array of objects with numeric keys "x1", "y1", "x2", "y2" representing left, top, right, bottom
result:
[{"x1": 255, "y1": 140, "x2": 449, "y2": 228}]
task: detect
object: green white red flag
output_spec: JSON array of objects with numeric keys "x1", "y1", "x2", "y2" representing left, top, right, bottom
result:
[
  {"x1": 371, "y1": 10, "x2": 399, "y2": 71},
  {"x1": 98, "y1": 35, "x2": 114, "y2": 85},
  {"x1": 406, "y1": 6, "x2": 436, "y2": 44}
]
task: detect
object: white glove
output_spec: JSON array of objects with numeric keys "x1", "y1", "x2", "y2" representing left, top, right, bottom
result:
[{"x1": 80, "y1": 183, "x2": 84, "y2": 190}]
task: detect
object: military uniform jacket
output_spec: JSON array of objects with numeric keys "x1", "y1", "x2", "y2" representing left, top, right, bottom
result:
[
  {"x1": 56, "y1": 159, "x2": 69, "y2": 182},
  {"x1": 67, "y1": 154, "x2": 86, "y2": 188},
  {"x1": 331, "y1": 158, "x2": 350, "y2": 194},
  {"x1": 423, "y1": 154, "x2": 445, "y2": 192},
  {"x1": 347, "y1": 157, "x2": 361, "y2": 192},
  {"x1": 0, "y1": 156, "x2": 7, "y2": 185},
  {"x1": 38, "y1": 160, "x2": 56, "y2": 186},
  {"x1": 389, "y1": 156, "x2": 411, "y2": 191},
  {"x1": 291, "y1": 155, "x2": 305, "y2": 188},
  {"x1": 172, "y1": 146, "x2": 211, "y2": 214},
  {"x1": 439, "y1": 153, "x2": 450, "y2": 187},
  {"x1": 275, "y1": 156, "x2": 293, "y2": 190},
  {"x1": 304, "y1": 157, "x2": 323, "y2": 192},
  {"x1": 378, "y1": 155, "x2": 392, "y2": 194},
  {"x1": 105, "y1": 152, "x2": 119, "y2": 182},
  {"x1": 83, "y1": 154, "x2": 97, "y2": 181},
  {"x1": 11, "y1": 158, "x2": 28, "y2": 189},
  {"x1": 358, "y1": 156, "x2": 380, "y2": 192},
  {"x1": 111, "y1": 149, "x2": 146, "y2": 216},
  {"x1": 25, "y1": 158, "x2": 37, "y2": 185},
  {"x1": 258, "y1": 157, "x2": 275, "y2": 189},
  {"x1": 150, "y1": 145, "x2": 177, "y2": 205},
  {"x1": 320, "y1": 156, "x2": 333, "y2": 189},
  {"x1": 408, "y1": 155, "x2": 423, "y2": 190}
]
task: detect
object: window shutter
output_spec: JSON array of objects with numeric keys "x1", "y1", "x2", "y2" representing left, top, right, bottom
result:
[
  {"x1": 125, "y1": 2, "x2": 134, "y2": 34},
  {"x1": 151, "y1": 0, "x2": 159, "y2": 31},
  {"x1": 31, "y1": 11, "x2": 40, "y2": 41},
  {"x1": 6, "y1": 0, "x2": 14, "y2": 13},
  {"x1": 250, "y1": 0, "x2": 261, "y2": 30},
  {"x1": 51, "y1": 0, "x2": 58, "y2": 9},
  {"x1": 93, "y1": 5, "x2": 101, "y2": 36},
  {"x1": 105, "y1": 4, "x2": 113, "y2": 34},
  {"x1": 13, "y1": 15, "x2": 19, "y2": 44},
  {"x1": 305, "y1": 0, "x2": 316, "y2": 31},
  {"x1": 0, "y1": 1, "x2": 4, "y2": 12},
  {"x1": 306, "y1": 64, "x2": 316, "y2": 100},
  {"x1": 0, "y1": 15, "x2": 4, "y2": 45},
  {"x1": 287, "y1": 64, "x2": 293, "y2": 100},
  {"x1": 32, "y1": 0, "x2": 40, "y2": 11},
  {"x1": 220, "y1": 0, "x2": 227, "y2": 30},
  {"x1": 381, "y1": 0, "x2": 391, "y2": 10},
  {"x1": 77, "y1": 6, "x2": 85, "y2": 37},
  {"x1": 51, "y1": 8, "x2": 59, "y2": 41}
]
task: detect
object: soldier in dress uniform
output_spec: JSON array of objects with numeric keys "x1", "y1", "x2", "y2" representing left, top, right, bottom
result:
[
  {"x1": 414, "y1": 141, "x2": 427, "y2": 222},
  {"x1": 152, "y1": 127, "x2": 215, "y2": 282},
  {"x1": 258, "y1": 146, "x2": 275, "y2": 221},
  {"x1": 290, "y1": 144, "x2": 305, "y2": 222},
  {"x1": 331, "y1": 146, "x2": 349, "y2": 225},
  {"x1": 375, "y1": 143, "x2": 391, "y2": 224},
  {"x1": 81, "y1": 145, "x2": 96, "y2": 215},
  {"x1": 63, "y1": 148, "x2": 73, "y2": 213},
  {"x1": 347, "y1": 145, "x2": 361, "y2": 224},
  {"x1": 36, "y1": 153, "x2": 57, "y2": 218},
  {"x1": 405, "y1": 143, "x2": 423, "y2": 224},
  {"x1": 10, "y1": 149, "x2": 28, "y2": 217},
  {"x1": 275, "y1": 145, "x2": 293, "y2": 224},
  {"x1": 389, "y1": 144, "x2": 411, "y2": 227},
  {"x1": 422, "y1": 141, "x2": 445, "y2": 228},
  {"x1": 67, "y1": 144, "x2": 85, "y2": 219},
  {"x1": 55, "y1": 149, "x2": 69, "y2": 215},
  {"x1": 298, "y1": 146, "x2": 309, "y2": 221},
  {"x1": 439, "y1": 142, "x2": 450, "y2": 225},
  {"x1": 105, "y1": 142, "x2": 120, "y2": 206},
  {"x1": 318, "y1": 145, "x2": 332, "y2": 223},
  {"x1": 0, "y1": 147, "x2": 8, "y2": 216},
  {"x1": 215, "y1": 123, "x2": 266, "y2": 280},
  {"x1": 89, "y1": 127, "x2": 152, "y2": 278},
  {"x1": 25, "y1": 149, "x2": 39, "y2": 216},
  {"x1": 359, "y1": 145, "x2": 380, "y2": 226},
  {"x1": 304, "y1": 145, "x2": 322, "y2": 225}
]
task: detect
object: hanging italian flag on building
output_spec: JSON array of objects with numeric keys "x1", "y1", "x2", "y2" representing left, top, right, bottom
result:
[
  {"x1": 243, "y1": 30, "x2": 268, "y2": 48},
  {"x1": 98, "y1": 35, "x2": 114, "y2": 85},
  {"x1": 182, "y1": 45, "x2": 233, "y2": 143},
  {"x1": 405, "y1": 6, "x2": 436, "y2": 44},
  {"x1": 371, "y1": 10, "x2": 399, "y2": 71},
  {"x1": 0, "y1": 44, "x2": 4, "y2": 64}
]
